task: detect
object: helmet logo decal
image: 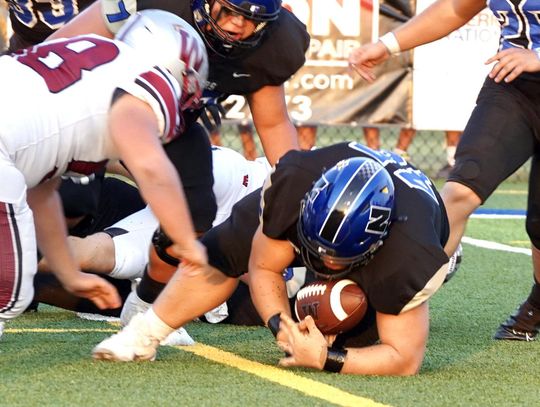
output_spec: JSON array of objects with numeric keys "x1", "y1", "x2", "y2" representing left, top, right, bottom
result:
[
  {"x1": 307, "y1": 176, "x2": 329, "y2": 205},
  {"x1": 366, "y1": 206, "x2": 392, "y2": 235},
  {"x1": 176, "y1": 26, "x2": 205, "y2": 72}
]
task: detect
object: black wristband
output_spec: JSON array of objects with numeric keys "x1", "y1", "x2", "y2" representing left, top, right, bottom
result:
[
  {"x1": 323, "y1": 347, "x2": 348, "y2": 373},
  {"x1": 267, "y1": 313, "x2": 281, "y2": 337}
]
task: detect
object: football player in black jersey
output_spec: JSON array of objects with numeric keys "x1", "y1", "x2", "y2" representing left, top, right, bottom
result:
[
  {"x1": 92, "y1": 142, "x2": 452, "y2": 376},
  {"x1": 250, "y1": 143, "x2": 449, "y2": 375},
  {"x1": 49, "y1": 0, "x2": 309, "y2": 166}
]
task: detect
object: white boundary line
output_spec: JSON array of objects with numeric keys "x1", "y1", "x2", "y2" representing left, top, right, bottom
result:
[
  {"x1": 461, "y1": 236, "x2": 531, "y2": 256},
  {"x1": 470, "y1": 214, "x2": 525, "y2": 219}
]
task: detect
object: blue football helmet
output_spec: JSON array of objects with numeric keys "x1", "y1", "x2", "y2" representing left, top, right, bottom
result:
[
  {"x1": 297, "y1": 157, "x2": 395, "y2": 279},
  {"x1": 191, "y1": 0, "x2": 281, "y2": 57}
]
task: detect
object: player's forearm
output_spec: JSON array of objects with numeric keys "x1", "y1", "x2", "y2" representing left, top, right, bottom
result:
[
  {"x1": 338, "y1": 342, "x2": 424, "y2": 376},
  {"x1": 110, "y1": 96, "x2": 199, "y2": 248},
  {"x1": 249, "y1": 267, "x2": 291, "y2": 324},
  {"x1": 392, "y1": 0, "x2": 485, "y2": 52},
  {"x1": 339, "y1": 305, "x2": 429, "y2": 375},
  {"x1": 248, "y1": 85, "x2": 299, "y2": 166},
  {"x1": 257, "y1": 122, "x2": 299, "y2": 166},
  {"x1": 133, "y1": 161, "x2": 198, "y2": 247},
  {"x1": 27, "y1": 181, "x2": 80, "y2": 283},
  {"x1": 47, "y1": 2, "x2": 113, "y2": 40}
]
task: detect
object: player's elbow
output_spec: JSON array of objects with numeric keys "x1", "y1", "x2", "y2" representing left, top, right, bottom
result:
[
  {"x1": 374, "y1": 343, "x2": 425, "y2": 376},
  {"x1": 394, "y1": 351, "x2": 425, "y2": 376},
  {"x1": 397, "y1": 360, "x2": 422, "y2": 376}
]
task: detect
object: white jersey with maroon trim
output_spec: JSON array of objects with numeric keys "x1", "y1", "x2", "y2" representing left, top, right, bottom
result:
[
  {"x1": 0, "y1": 34, "x2": 181, "y2": 189},
  {"x1": 211, "y1": 146, "x2": 270, "y2": 226}
]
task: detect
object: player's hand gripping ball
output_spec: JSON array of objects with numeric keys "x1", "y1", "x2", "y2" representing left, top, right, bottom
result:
[{"x1": 294, "y1": 279, "x2": 367, "y2": 335}]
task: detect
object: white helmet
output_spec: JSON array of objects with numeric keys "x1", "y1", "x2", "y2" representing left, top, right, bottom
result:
[{"x1": 116, "y1": 9, "x2": 209, "y2": 111}]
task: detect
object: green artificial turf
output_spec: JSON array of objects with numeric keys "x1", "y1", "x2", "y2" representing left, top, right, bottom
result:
[{"x1": 1, "y1": 181, "x2": 539, "y2": 406}]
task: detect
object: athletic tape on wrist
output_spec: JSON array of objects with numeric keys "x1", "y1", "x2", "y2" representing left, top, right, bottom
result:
[
  {"x1": 379, "y1": 32, "x2": 401, "y2": 55},
  {"x1": 323, "y1": 347, "x2": 348, "y2": 373}
]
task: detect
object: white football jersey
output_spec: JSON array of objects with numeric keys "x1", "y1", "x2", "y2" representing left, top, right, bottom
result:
[
  {"x1": 211, "y1": 146, "x2": 271, "y2": 226},
  {"x1": 0, "y1": 34, "x2": 181, "y2": 188}
]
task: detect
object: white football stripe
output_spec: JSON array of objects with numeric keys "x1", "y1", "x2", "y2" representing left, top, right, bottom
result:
[
  {"x1": 329, "y1": 279, "x2": 356, "y2": 321},
  {"x1": 296, "y1": 283, "x2": 327, "y2": 300}
]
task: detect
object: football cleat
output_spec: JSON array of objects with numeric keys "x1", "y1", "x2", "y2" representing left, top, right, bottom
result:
[
  {"x1": 120, "y1": 290, "x2": 151, "y2": 327},
  {"x1": 494, "y1": 300, "x2": 540, "y2": 341},
  {"x1": 92, "y1": 313, "x2": 160, "y2": 361},
  {"x1": 120, "y1": 289, "x2": 194, "y2": 346},
  {"x1": 0, "y1": 321, "x2": 4, "y2": 340},
  {"x1": 445, "y1": 243, "x2": 463, "y2": 283},
  {"x1": 159, "y1": 327, "x2": 195, "y2": 346}
]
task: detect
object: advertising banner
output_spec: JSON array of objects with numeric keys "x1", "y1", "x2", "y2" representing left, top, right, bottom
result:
[
  {"x1": 222, "y1": 0, "x2": 414, "y2": 126},
  {"x1": 412, "y1": 2, "x2": 500, "y2": 131}
]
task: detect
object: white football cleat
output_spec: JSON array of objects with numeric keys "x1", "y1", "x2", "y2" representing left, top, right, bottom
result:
[
  {"x1": 92, "y1": 313, "x2": 160, "y2": 362},
  {"x1": 159, "y1": 327, "x2": 195, "y2": 346},
  {"x1": 120, "y1": 290, "x2": 151, "y2": 327},
  {"x1": 0, "y1": 321, "x2": 5, "y2": 340},
  {"x1": 121, "y1": 288, "x2": 195, "y2": 346}
]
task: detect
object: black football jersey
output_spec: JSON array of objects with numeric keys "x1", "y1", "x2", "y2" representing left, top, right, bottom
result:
[
  {"x1": 109, "y1": 0, "x2": 309, "y2": 95},
  {"x1": 261, "y1": 142, "x2": 450, "y2": 315},
  {"x1": 7, "y1": 0, "x2": 95, "y2": 45}
]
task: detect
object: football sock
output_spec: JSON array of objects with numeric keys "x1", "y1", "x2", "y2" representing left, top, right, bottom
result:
[
  {"x1": 527, "y1": 279, "x2": 540, "y2": 310},
  {"x1": 144, "y1": 308, "x2": 175, "y2": 341},
  {"x1": 137, "y1": 267, "x2": 166, "y2": 304}
]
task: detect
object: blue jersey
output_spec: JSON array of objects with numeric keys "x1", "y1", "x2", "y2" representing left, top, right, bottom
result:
[
  {"x1": 6, "y1": 0, "x2": 94, "y2": 45},
  {"x1": 489, "y1": 0, "x2": 540, "y2": 50}
]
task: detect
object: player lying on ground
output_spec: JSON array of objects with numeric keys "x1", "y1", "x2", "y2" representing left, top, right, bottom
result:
[{"x1": 92, "y1": 142, "x2": 454, "y2": 376}]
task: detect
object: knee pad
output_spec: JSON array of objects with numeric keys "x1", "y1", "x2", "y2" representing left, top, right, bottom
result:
[
  {"x1": 526, "y1": 217, "x2": 540, "y2": 249},
  {"x1": 151, "y1": 227, "x2": 180, "y2": 267}
]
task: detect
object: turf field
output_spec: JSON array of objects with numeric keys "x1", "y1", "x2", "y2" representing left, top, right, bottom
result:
[{"x1": 1, "y1": 182, "x2": 539, "y2": 407}]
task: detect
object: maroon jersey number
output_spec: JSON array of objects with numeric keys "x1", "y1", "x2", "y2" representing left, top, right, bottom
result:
[{"x1": 15, "y1": 37, "x2": 120, "y2": 93}]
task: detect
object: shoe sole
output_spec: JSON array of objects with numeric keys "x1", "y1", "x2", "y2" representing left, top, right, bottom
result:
[
  {"x1": 493, "y1": 327, "x2": 537, "y2": 342},
  {"x1": 92, "y1": 348, "x2": 156, "y2": 362}
]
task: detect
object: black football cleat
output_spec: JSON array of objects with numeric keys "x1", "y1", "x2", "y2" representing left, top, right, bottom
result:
[{"x1": 494, "y1": 300, "x2": 540, "y2": 341}]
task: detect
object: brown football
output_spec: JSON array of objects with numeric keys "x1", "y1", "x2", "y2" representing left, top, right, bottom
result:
[{"x1": 294, "y1": 279, "x2": 367, "y2": 335}]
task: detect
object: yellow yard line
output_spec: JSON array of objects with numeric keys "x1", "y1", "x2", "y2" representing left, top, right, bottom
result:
[
  {"x1": 5, "y1": 327, "x2": 390, "y2": 407},
  {"x1": 509, "y1": 241, "x2": 529, "y2": 245},
  {"x1": 182, "y1": 343, "x2": 391, "y2": 407},
  {"x1": 5, "y1": 328, "x2": 117, "y2": 333}
]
